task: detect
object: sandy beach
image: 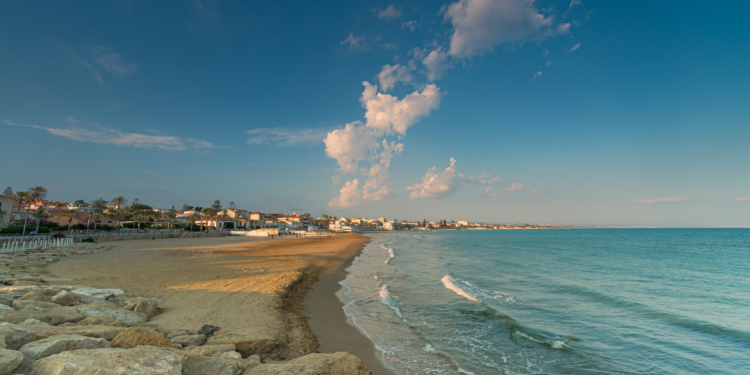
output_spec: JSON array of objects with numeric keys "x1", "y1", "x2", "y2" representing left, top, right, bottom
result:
[{"x1": 43, "y1": 233, "x2": 393, "y2": 373}]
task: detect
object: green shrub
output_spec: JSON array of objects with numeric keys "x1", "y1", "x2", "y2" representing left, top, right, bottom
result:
[
  {"x1": 0, "y1": 227, "x2": 50, "y2": 234},
  {"x1": 52, "y1": 225, "x2": 68, "y2": 231},
  {"x1": 52, "y1": 232, "x2": 66, "y2": 239},
  {"x1": 98, "y1": 224, "x2": 115, "y2": 231},
  {"x1": 71, "y1": 224, "x2": 87, "y2": 230},
  {"x1": 81, "y1": 238, "x2": 96, "y2": 243}
]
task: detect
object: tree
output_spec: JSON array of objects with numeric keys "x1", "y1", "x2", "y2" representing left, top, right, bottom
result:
[
  {"x1": 2, "y1": 187, "x2": 12, "y2": 196},
  {"x1": 168, "y1": 206, "x2": 177, "y2": 230},
  {"x1": 33, "y1": 206, "x2": 50, "y2": 234},
  {"x1": 423, "y1": 218, "x2": 427, "y2": 228},
  {"x1": 110, "y1": 196, "x2": 127, "y2": 230},
  {"x1": 182, "y1": 204, "x2": 193, "y2": 211},
  {"x1": 228, "y1": 201, "x2": 236, "y2": 210},
  {"x1": 188, "y1": 213, "x2": 196, "y2": 232},
  {"x1": 212, "y1": 200, "x2": 222, "y2": 212},
  {"x1": 151, "y1": 211, "x2": 162, "y2": 231},
  {"x1": 91, "y1": 198, "x2": 108, "y2": 232},
  {"x1": 60, "y1": 209, "x2": 79, "y2": 235}
]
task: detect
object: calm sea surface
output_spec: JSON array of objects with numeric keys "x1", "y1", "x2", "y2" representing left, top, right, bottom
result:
[{"x1": 339, "y1": 229, "x2": 750, "y2": 374}]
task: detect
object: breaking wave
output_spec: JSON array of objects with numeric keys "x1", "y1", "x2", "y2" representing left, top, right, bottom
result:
[
  {"x1": 379, "y1": 285, "x2": 404, "y2": 319},
  {"x1": 441, "y1": 275, "x2": 480, "y2": 301}
]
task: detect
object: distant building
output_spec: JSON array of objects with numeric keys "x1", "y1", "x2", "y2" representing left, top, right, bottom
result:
[{"x1": 0, "y1": 195, "x2": 14, "y2": 227}]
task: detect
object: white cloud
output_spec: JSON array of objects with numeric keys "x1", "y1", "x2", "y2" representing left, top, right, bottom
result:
[
  {"x1": 422, "y1": 48, "x2": 451, "y2": 81},
  {"x1": 570, "y1": 0, "x2": 582, "y2": 8},
  {"x1": 377, "y1": 64, "x2": 413, "y2": 91},
  {"x1": 3, "y1": 119, "x2": 214, "y2": 153},
  {"x1": 630, "y1": 197, "x2": 690, "y2": 205},
  {"x1": 482, "y1": 186, "x2": 498, "y2": 197},
  {"x1": 737, "y1": 197, "x2": 750, "y2": 202},
  {"x1": 245, "y1": 127, "x2": 328, "y2": 147},
  {"x1": 532, "y1": 71, "x2": 543, "y2": 80},
  {"x1": 378, "y1": 5, "x2": 402, "y2": 20},
  {"x1": 402, "y1": 20, "x2": 418, "y2": 32},
  {"x1": 360, "y1": 82, "x2": 441, "y2": 135},
  {"x1": 408, "y1": 158, "x2": 463, "y2": 199},
  {"x1": 568, "y1": 43, "x2": 581, "y2": 52},
  {"x1": 323, "y1": 121, "x2": 380, "y2": 174},
  {"x1": 547, "y1": 59, "x2": 552, "y2": 66},
  {"x1": 557, "y1": 23, "x2": 571, "y2": 34},
  {"x1": 90, "y1": 45, "x2": 138, "y2": 76},
  {"x1": 332, "y1": 175, "x2": 341, "y2": 186},
  {"x1": 444, "y1": 0, "x2": 554, "y2": 58},
  {"x1": 327, "y1": 179, "x2": 362, "y2": 209},
  {"x1": 462, "y1": 173, "x2": 502, "y2": 185},
  {"x1": 505, "y1": 182, "x2": 526, "y2": 191},
  {"x1": 340, "y1": 34, "x2": 366, "y2": 51},
  {"x1": 529, "y1": 190, "x2": 539, "y2": 196}
]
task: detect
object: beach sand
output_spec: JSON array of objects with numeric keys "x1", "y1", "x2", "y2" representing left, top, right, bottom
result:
[{"x1": 44, "y1": 233, "x2": 391, "y2": 372}]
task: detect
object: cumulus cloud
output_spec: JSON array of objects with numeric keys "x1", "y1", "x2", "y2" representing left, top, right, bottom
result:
[
  {"x1": 421, "y1": 48, "x2": 451, "y2": 81},
  {"x1": 444, "y1": 0, "x2": 555, "y2": 58},
  {"x1": 568, "y1": 43, "x2": 581, "y2": 52},
  {"x1": 532, "y1": 71, "x2": 543, "y2": 80},
  {"x1": 377, "y1": 64, "x2": 413, "y2": 91},
  {"x1": 482, "y1": 186, "x2": 498, "y2": 197},
  {"x1": 327, "y1": 179, "x2": 362, "y2": 209},
  {"x1": 360, "y1": 82, "x2": 441, "y2": 135},
  {"x1": 408, "y1": 158, "x2": 462, "y2": 199},
  {"x1": 3, "y1": 119, "x2": 214, "y2": 153},
  {"x1": 557, "y1": 23, "x2": 571, "y2": 34},
  {"x1": 505, "y1": 182, "x2": 526, "y2": 191},
  {"x1": 323, "y1": 121, "x2": 380, "y2": 174},
  {"x1": 629, "y1": 197, "x2": 690, "y2": 205},
  {"x1": 737, "y1": 197, "x2": 750, "y2": 202},
  {"x1": 332, "y1": 175, "x2": 341, "y2": 186},
  {"x1": 378, "y1": 5, "x2": 402, "y2": 20},
  {"x1": 245, "y1": 127, "x2": 329, "y2": 147},
  {"x1": 340, "y1": 34, "x2": 366, "y2": 51},
  {"x1": 570, "y1": 0, "x2": 582, "y2": 7}
]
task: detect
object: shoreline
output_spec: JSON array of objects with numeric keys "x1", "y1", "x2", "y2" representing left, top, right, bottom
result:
[{"x1": 304, "y1": 235, "x2": 397, "y2": 375}]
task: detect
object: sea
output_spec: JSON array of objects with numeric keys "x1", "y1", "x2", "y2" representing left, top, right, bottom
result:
[{"x1": 339, "y1": 229, "x2": 750, "y2": 375}]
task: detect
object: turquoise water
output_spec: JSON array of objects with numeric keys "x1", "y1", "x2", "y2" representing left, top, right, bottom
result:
[{"x1": 340, "y1": 229, "x2": 750, "y2": 374}]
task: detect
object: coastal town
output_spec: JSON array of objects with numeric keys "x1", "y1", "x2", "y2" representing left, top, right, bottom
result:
[{"x1": 0, "y1": 186, "x2": 555, "y2": 239}]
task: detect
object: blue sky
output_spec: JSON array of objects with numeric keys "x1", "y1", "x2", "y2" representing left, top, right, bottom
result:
[{"x1": 2, "y1": 0, "x2": 749, "y2": 226}]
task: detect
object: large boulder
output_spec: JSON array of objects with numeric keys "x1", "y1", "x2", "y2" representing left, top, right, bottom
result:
[
  {"x1": 66, "y1": 325, "x2": 127, "y2": 340},
  {"x1": 288, "y1": 352, "x2": 371, "y2": 375},
  {"x1": 12, "y1": 300, "x2": 60, "y2": 311},
  {"x1": 183, "y1": 344, "x2": 236, "y2": 357},
  {"x1": 0, "y1": 322, "x2": 43, "y2": 350},
  {"x1": 205, "y1": 333, "x2": 279, "y2": 359},
  {"x1": 0, "y1": 348, "x2": 23, "y2": 375},
  {"x1": 18, "y1": 334, "x2": 111, "y2": 372},
  {"x1": 121, "y1": 298, "x2": 159, "y2": 318},
  {"x1": 21, "y1": 318, "x2": 50, "y2": 326},
  {"x1": 20, "y1": 290, "x2": 52, "y2": 302},
  {"x1": 111, "y1": 328, "x2": 173, "y2": 349},
  {"x1": 246, "y1": 364, "x2": 320, "y2": 375},
  {"x1": 49, "y1": 290, "x2": 82, "y2": 306},
  {"x1": 75, "y1": 304, "x2": 147, "y2": 326},
  {"x1": 69, "y1": 287, "x2": 124, "y2": 300},
  {"x1": 43, "y1": 306, "x2": 86, "y2": 325},
  {"x1": 181, "y1": 355, "x2": 240, "y2": 375},
  {"x1": 27, "y1": 347, "x2": 183, "y2": 375},
  {"x1": 170, "y1": 334, "x2": 206, "y2": 347}
]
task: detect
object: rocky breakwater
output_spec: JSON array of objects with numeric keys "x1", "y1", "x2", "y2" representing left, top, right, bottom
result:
[{"x1": 0, "y1": 243, "x2": 372, "y2": 375}]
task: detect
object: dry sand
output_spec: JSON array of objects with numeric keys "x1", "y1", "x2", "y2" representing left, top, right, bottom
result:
[{"x1": 44, "y1": 233, "x2": 392, "y2": 372}]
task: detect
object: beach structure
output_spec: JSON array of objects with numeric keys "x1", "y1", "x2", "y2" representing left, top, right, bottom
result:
[{"x1": 0, "y1": 195, "x2": 13, "y2": 227}]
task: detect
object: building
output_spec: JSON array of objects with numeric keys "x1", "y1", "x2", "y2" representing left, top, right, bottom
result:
[{"x1": 0, "y1": 195, "x2": 14, "y2": 227}]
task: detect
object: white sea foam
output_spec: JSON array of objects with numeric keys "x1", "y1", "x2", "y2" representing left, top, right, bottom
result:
[
  {"x1": 423, "y1": 343, "x2": 437, "y2": 354},
  {"x1": 379, "y1": 285, "x2": 404, "y2": 319},
  {"x1": 441, "y1": 275, "x2": 479, "y2": 302},
  {"x1": 457, "y1": 368, "x2": 476, "y2": 375}
]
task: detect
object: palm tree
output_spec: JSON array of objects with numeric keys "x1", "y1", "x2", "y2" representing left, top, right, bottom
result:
[
  {"x1": 110, "y1": 196, "x2": 127, "y2": 230},
  {"x1": 168, "y1": 206, "x2": 177, "y2": 230},
  {"x1": 188, "y1": 213, "x2": 197, "y2": 232},
  {"x1": 33, "y1": 206, "x2": 50, "y2": 234},
  {"x1": 151, "y1": 211, "x2": 162, "y2": 232},
  {"x1": 90, "y1": 198, "x2": 108, "y2": 232},
  {"x1": 60, "y1": 209, "x2": 79, "y2": 236},
  {"x1": 202, "y1": 208, "x2": 214, "y2": 231}
]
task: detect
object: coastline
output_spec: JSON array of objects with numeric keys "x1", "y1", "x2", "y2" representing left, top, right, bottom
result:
[{"x1": 305, "y1": 235, "x2": 397, "y2": 375}]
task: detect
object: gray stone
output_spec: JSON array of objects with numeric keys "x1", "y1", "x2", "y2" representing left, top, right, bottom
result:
[
  {"x1": 169, "y1": 334, "x2": 206, "y2": 347},
  {"x1": 75, "y1": 304, "x2": 147, "y2": 326},
  {"x1": 287, "y1": 352, "x2": 372, "y2": 375},
  {"x1": 18, "y1": 334, "x2": 111, "y2": 372},
  {"x1": 183, "y1": 344, "x2": 235, "y2": 357},
  {"x1": 0, "y1": 322, "x2": 43, "y2": 350},
  {"x1": 20, "y1": 318, "x2": 50, "y2": 326},
  {"x1": 27, "y1": 347, "x2": 183, "y2": 375},
  {"x1": 246, "y1": 364, "x2": 320, "y2": 375},
  {"x1": 0, "y1": 348, "x2": 23, "y2": 375}
]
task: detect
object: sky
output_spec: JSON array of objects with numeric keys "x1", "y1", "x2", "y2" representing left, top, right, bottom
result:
[{"x1": 1, "y1": 0, "x2": 749, "y2": 226}]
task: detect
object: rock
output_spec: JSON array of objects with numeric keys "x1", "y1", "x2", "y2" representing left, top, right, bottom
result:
[
  {"x1": 65, "y1": 325, "x2": 126, "y2": 340},
  {"x1": 181, "y1": 355, "x2": 239, "y2": 375},
  {"x1": 183, "y1": 344, "x2": 236, "y2": 357},
  {"x1": 170, "y1": 334, "x2": 206, "y2": 347},
  {"x1": 0, "y1": 348, "x2": 23, "y2": 375},
  {"x1": 0, "y1": 322, "x2": 43, "y2": 350},
  {"x1": 172, "y1": 343, "x2": 183, "y2": 349},
  {"x1": 49, "y1": 291, "x2": 82, "y2": 306},
  {"x1": 18, "y1": 334, "x2": 111, "y2": 372},
  {"x1": 21, "y1": 318, "x2": 50, "y2": 326},
  {"x1": 111, "y1": 328, "x2": 174, "y2": 349},
  {"x1": 69, "y1": 287, "x2": 124, "y2": 300},
  {"x1": 165, "y1": 328, "x2": 192, "y2": 339},
  {"x1": 205, "y1": 333, "x2": 279, "y2": 359},
  {"x1": 41, "y1": 306, "x2": 86, "y2": 325},
  {"x1": 0, "y1": 304, "x2": 14, "y2": 311},
  {"x1": 197, "y1": 324, "x2": 221, "y2": 337},
  {"x1": 27, "y1": 347, "x2": 183, "y2": 375},
  {"x1": 75, "y1": 304, "x2": 147, "y2": 326},
  {"x1": 219, "y1": 351, "x2": 242, "y2": 359},
  {"x1": 121, "y1": 298, "x2": 159, "y2": 318},
  {"x1": 246, "y1": 364, "x2": 320, "y2": 375},
  {"x1": 12, "y1": 300, "x2": 60, "y2": 311},
  {"x1": 70, "y1": 316, "x2": 129, "y2": 327},
  {"x1": 132, "y1": 322, "x2": 167, "y2": 336},
  {"x1": 40, "y1": 277, "x2": 72, "y2": 283},
  {"x1": 20, "y1": 290, "x2": 52, "y2": 302},
  {"x1": 288, "y1": 352, "x2": 371, "y2": 375}
]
